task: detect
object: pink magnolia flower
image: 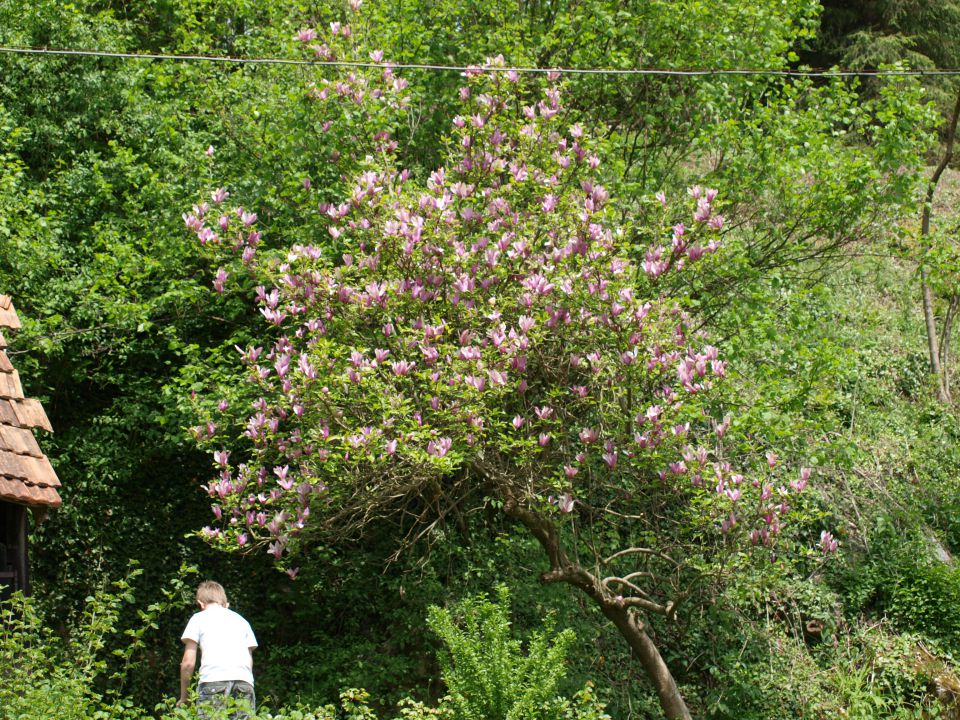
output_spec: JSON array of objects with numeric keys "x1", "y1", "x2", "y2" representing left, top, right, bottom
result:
[
  {"x1": 391, "y1": 360, "x2": 415, "y2": 376},
  {"x1": 820, "y1": 530, "x2": 839, "y2": 554},
  {"x1": 534, "y1": 406, "x2": 554, "y2": 421},
  {"x1": 579, "y1": 427, "x2": 599, "y2": 443},
  {"x1": 720, "y1": 512, "x2": 737, "y2": 535},
  {"x1": 488, "y1": 369, "x2": 508, "y2": 387},
  {"x1": 790, "y1": 467, "x2": 811, "y2": 492},
  {"x1": 212, "y1": 268, "x2": 229, "y2": 293},
  {"x1": 558, "y1": 493, "x2": 575, "y2": 513},
  {"x1": 714, "y1": 414, "x2": 731, "y2": 438},
  {"x1": 274, "y1": 465, "x2": 294, "y2": 491},
  {"x1": 427, "y1": 437, "x2": 453, "y2": 458}
]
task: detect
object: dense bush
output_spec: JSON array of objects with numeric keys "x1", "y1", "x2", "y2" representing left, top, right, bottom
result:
[{"x1": 1, "y1": 577, "x2": 608, "y2": 720}]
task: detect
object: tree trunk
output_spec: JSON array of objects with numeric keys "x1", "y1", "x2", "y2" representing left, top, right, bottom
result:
[
  {"x1": 920, "y1": 88, "x2": 960, "y2": 402},
  {"x1": 600, "y1": 602, "x2": 693, "y2": 720},
  {"x1": 922, "y1": 266, "x2": 948, "y2": 401},
  {"x1": 502, "y1": 497, "x2": 693, "y2": 719}
]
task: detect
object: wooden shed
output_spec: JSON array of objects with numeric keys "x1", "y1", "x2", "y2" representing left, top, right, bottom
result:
[{"x1": 0, "y1": 295, "x2": 60, "y2": 598}]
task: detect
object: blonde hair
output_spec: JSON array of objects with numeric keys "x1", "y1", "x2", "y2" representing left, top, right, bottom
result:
[{"x1": 196, "y1": 580, "x2": 229, "y2": 607}]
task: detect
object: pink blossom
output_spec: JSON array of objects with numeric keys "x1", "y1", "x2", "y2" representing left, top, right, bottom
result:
[
  {"x1": 213, "y1": 267, "x2": 229, "y2": 293},
  {"x1": 391, "y1": 360, "x2": 415, "y2": 376},
  {"x1": 820, "y1": 530, "x2": 839, "y2": 554},
  {"x1": 488, "y1": 369, "x2": 508, "y2": 387},
  {"x1": 534, "y1": 405, "x2": 554, "y2": 420},
  {"x1": 720, "y1": 512, "x2": 737, "y2": 535},
  {"x1": 791, "y1": 467, "x2": 811, "y2": 492},
  {"x1": 427, "y1": 437, "x2": 453, "y2": 458},
  {"x1": 558, "y1": 493, "x2": 575, "y2": 513},
  {"x1": 579, "y1": 427, "x2": 599, "y2": 443}
]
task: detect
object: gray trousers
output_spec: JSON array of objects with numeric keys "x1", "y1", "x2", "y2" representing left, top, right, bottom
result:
[{"x1": 197, "y1": 680, "x2": 256, "y2": 719}]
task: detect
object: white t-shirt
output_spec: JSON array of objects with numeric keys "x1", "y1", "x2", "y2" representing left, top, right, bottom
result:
[{"x1": 181, "y1": 604, "x2": 258, "y2": 684}]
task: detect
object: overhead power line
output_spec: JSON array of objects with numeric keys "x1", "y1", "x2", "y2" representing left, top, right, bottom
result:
[{"x1": 1, "y1": 44, "x2": 959, "y2": 77}]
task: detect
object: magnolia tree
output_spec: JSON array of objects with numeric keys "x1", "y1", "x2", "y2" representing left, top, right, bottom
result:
[{"x1": 185, "y1": 22, "x2": 823, "y2": 719}]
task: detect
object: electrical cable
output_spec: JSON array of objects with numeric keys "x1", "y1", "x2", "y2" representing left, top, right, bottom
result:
[{"x1": 0, "y1": 44, "x2": 957, "y2": 77}]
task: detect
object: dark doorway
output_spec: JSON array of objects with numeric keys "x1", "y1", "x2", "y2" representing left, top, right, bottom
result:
[{"x1": 0, "y1": 502, "x2": 28, "y2": 600}]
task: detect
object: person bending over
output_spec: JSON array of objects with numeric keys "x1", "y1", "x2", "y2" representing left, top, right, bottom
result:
[{"x1": 178, "y1": 580, "x2": 258, "y2": 718}]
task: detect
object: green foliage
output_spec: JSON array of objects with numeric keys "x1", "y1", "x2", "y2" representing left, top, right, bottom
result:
[
  {"x1": 809, "y1": 0, "x2": 960, "y2": 111},
  {"x1": 427, "y1": 586, "x2": 580, "y2": 720},
  {"x1": 0, "y1": 565, "x2": 192, "y2": 720},
  {"x1": 1, "y1": 573, "x2": 607, "y2": 720},
  {"x1": 837, "y1": 518, "x2": 960, "y2": 653},
  {"x1": 424, "y1": 586, "x2": 609, "y2": 720},
  {"x1": 0, "y1": 0, "x2": 956, "y2": 717}
]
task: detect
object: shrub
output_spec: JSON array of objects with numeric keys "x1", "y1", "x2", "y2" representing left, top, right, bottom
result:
[{"x1": 427, "y1": 586, "x2": 609, "y2": 720}]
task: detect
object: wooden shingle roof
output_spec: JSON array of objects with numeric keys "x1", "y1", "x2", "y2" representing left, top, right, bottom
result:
[{"x1": 0, "y1": 296, "x2": 60, "y2": 508}]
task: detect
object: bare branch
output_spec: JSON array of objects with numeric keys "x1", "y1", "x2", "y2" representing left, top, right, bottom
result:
[{"x1": 604, "y1": 547, "x2": 681, "y2": 568}]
